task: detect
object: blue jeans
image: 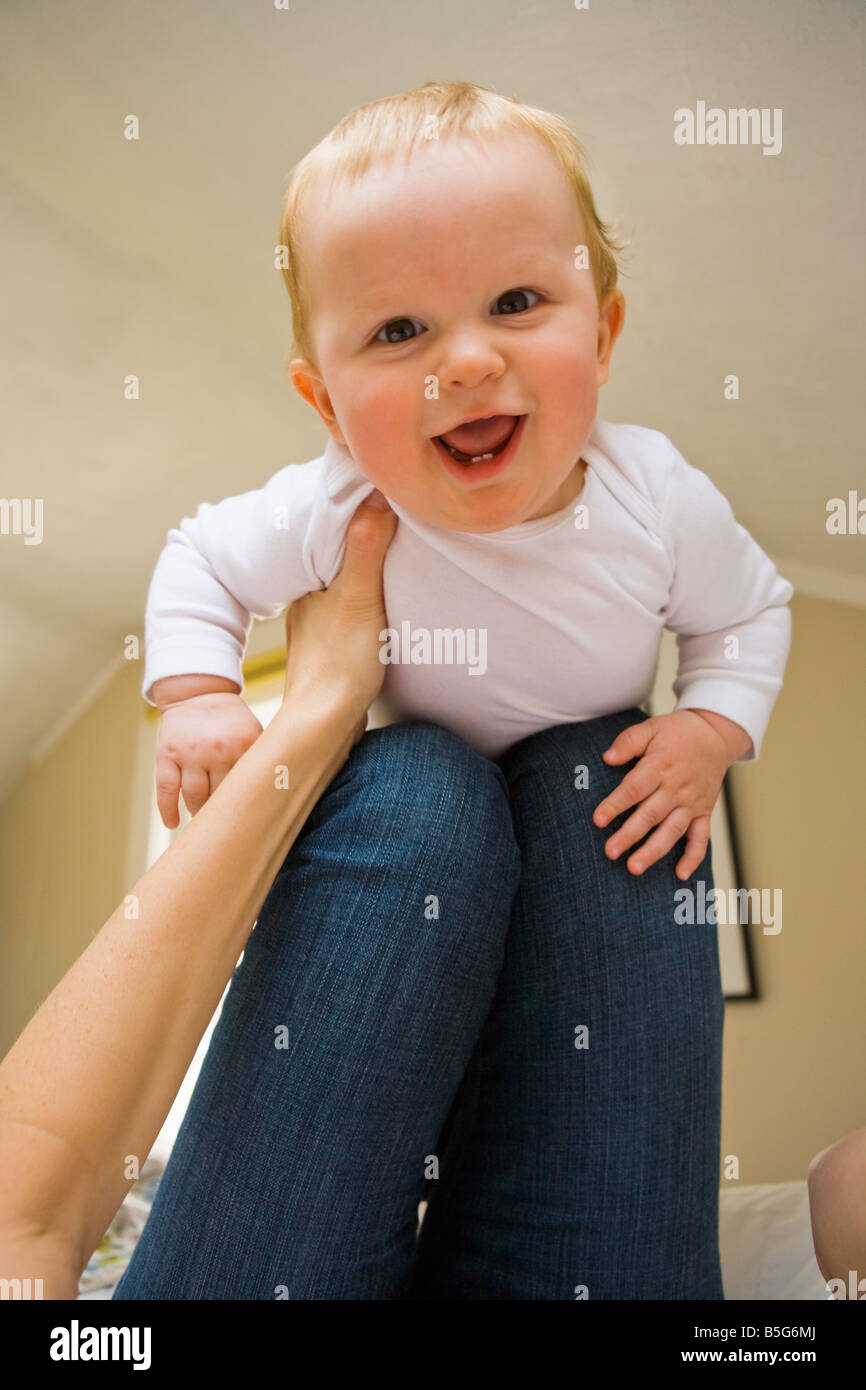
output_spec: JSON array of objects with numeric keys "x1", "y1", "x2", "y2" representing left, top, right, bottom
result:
[{"x1": 114, "y1": 712, "x2": 724, "y2": 1300}]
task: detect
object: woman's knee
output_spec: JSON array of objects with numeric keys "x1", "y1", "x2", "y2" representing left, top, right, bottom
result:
[
  {"x1": 500, "y1": 708, "x2": 648, "y2": 778},
  {"x1": 495, "y1": 710, "x2": 707, "y2": 881},
  {"x1": 497, "y1": 709, "x2": 648, "y2": 827},
  {"x1": 299, "y1": 718, "x2": 521, "y2": 903}
]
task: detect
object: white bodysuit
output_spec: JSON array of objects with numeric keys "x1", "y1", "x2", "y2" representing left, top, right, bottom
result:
[{"x1": 142, "y1": 416, "x2": 794, "y2": 763}]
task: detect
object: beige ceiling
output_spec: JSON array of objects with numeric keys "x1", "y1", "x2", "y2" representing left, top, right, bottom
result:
[{"x1": 1, "y1": 0, "x2": 864, "y2": 801}]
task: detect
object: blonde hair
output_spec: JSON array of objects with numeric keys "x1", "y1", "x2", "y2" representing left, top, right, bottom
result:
[{"x1": 278, "y1": 79, "x2": 628, "y2": 365}]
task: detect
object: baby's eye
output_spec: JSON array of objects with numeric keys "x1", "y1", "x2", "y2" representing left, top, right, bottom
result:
[
  {"x1": 494, "y1": 288, "x2": 542, "y2": 315},
  {"x1": 374, "y1": 317, "x2": 425, "y2": 345}
]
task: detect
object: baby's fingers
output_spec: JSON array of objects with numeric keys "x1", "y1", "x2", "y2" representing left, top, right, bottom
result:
[
  {"x1": 180, "y1": 764, "x2": 210, "y2": 819},
  {"x1": 593, "y1": 757, "x2": 661, "y2": 829},
  {"x1": 603, "y1": 787, "x2": 672, "y2": 862},
  {"x1": 622, "y1": 804, "x2": 693, "y2": 875},
  {"x1": 156, "y1": 756, "x2": 182, "y2": 829},
  {"x1": 602, "y1": 719, "x2": 656, "y2": 766},
  {"x1": 674, "y1": 815, "x2": 712, "y2": 882}
]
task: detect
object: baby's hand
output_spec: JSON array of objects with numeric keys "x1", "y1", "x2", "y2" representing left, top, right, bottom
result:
[
  {"x1": 155, "y1": 692, "x2": 263, "y2": 828},
  {"x1": 592, "y1": 709, "x2": 751, "y2": 880}
]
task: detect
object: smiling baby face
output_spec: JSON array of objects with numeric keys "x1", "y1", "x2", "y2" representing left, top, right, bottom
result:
[{"x1": 289, "y1": 129, "x2": 625, "y2": 534}]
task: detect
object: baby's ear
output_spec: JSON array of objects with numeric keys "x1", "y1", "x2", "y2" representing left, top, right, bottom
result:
[
  {"x1": 287, "y1": 358, "x2": 319, "y2": 409},
  {"x1": 287, "y1": 360, "x2": 347, "y2": 446}
]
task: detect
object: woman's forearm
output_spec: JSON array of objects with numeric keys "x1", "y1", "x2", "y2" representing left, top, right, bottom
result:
[{"x1": 0, "y1": 683, "x2": 361, "y2": 1281}]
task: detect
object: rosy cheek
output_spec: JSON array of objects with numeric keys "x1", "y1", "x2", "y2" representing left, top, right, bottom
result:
[
  {"x1": 354, "y1": 397, "x2": 404, "y2": 448},
  {"x1": 343, "y1": 408, "x2": 384, "y2": 455},
  {"x1": 343, "y1": 422, "x2": 407, "y2": 491}
]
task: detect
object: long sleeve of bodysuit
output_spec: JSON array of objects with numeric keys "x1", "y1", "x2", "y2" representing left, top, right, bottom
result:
[
  {"x1": 661, "y1": 445, "x2": 794, "y2": 762},
  {"x1": 140, "y1": 455, "x2": 371, "y2": 704}
]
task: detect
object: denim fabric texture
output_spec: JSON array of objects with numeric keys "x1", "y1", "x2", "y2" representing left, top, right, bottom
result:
[{"x1": 114, "y1": 712, "x2": 724, "y2": 1301}]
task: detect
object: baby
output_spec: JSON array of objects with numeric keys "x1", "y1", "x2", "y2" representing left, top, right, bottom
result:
[{"x1": 143, "y1": 80, "x2": 793, "y2": 881}]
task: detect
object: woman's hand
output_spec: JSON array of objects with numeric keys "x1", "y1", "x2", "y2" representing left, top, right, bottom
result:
[
  {"x1": 150, "y1": 490, "x2": 397, "y2": 828},
  {"x1": 282, "y1": 489, "x2": 397, "y2": 741}
]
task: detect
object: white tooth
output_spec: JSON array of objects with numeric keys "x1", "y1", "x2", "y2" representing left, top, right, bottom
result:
[{"x1": 440, "y1": 439, "x2": 495, "y2": 464}]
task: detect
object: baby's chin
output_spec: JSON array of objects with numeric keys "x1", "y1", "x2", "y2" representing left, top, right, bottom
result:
[
  {"x1": 354, "y1": 441, "x2": 584, "y2": 532},
  {"x1": 388, "y1": 470, "x2": 584, "y2": 533},
  {"x1": 396, "y1": 488, "x2": 540, "y2": 534}
]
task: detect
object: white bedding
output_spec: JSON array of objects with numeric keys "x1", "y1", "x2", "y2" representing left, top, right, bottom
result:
[{"x1": 719, "y1": 1180, "x2": 827, "y2": 1300}]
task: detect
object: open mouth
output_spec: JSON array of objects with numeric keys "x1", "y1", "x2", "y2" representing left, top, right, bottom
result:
[
  {"x1": 430, "y1": 415, "x2": 527, "y2": 486},
  {"x1": 432, "y1": 414, "x2": 523, "y2": 470}
]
